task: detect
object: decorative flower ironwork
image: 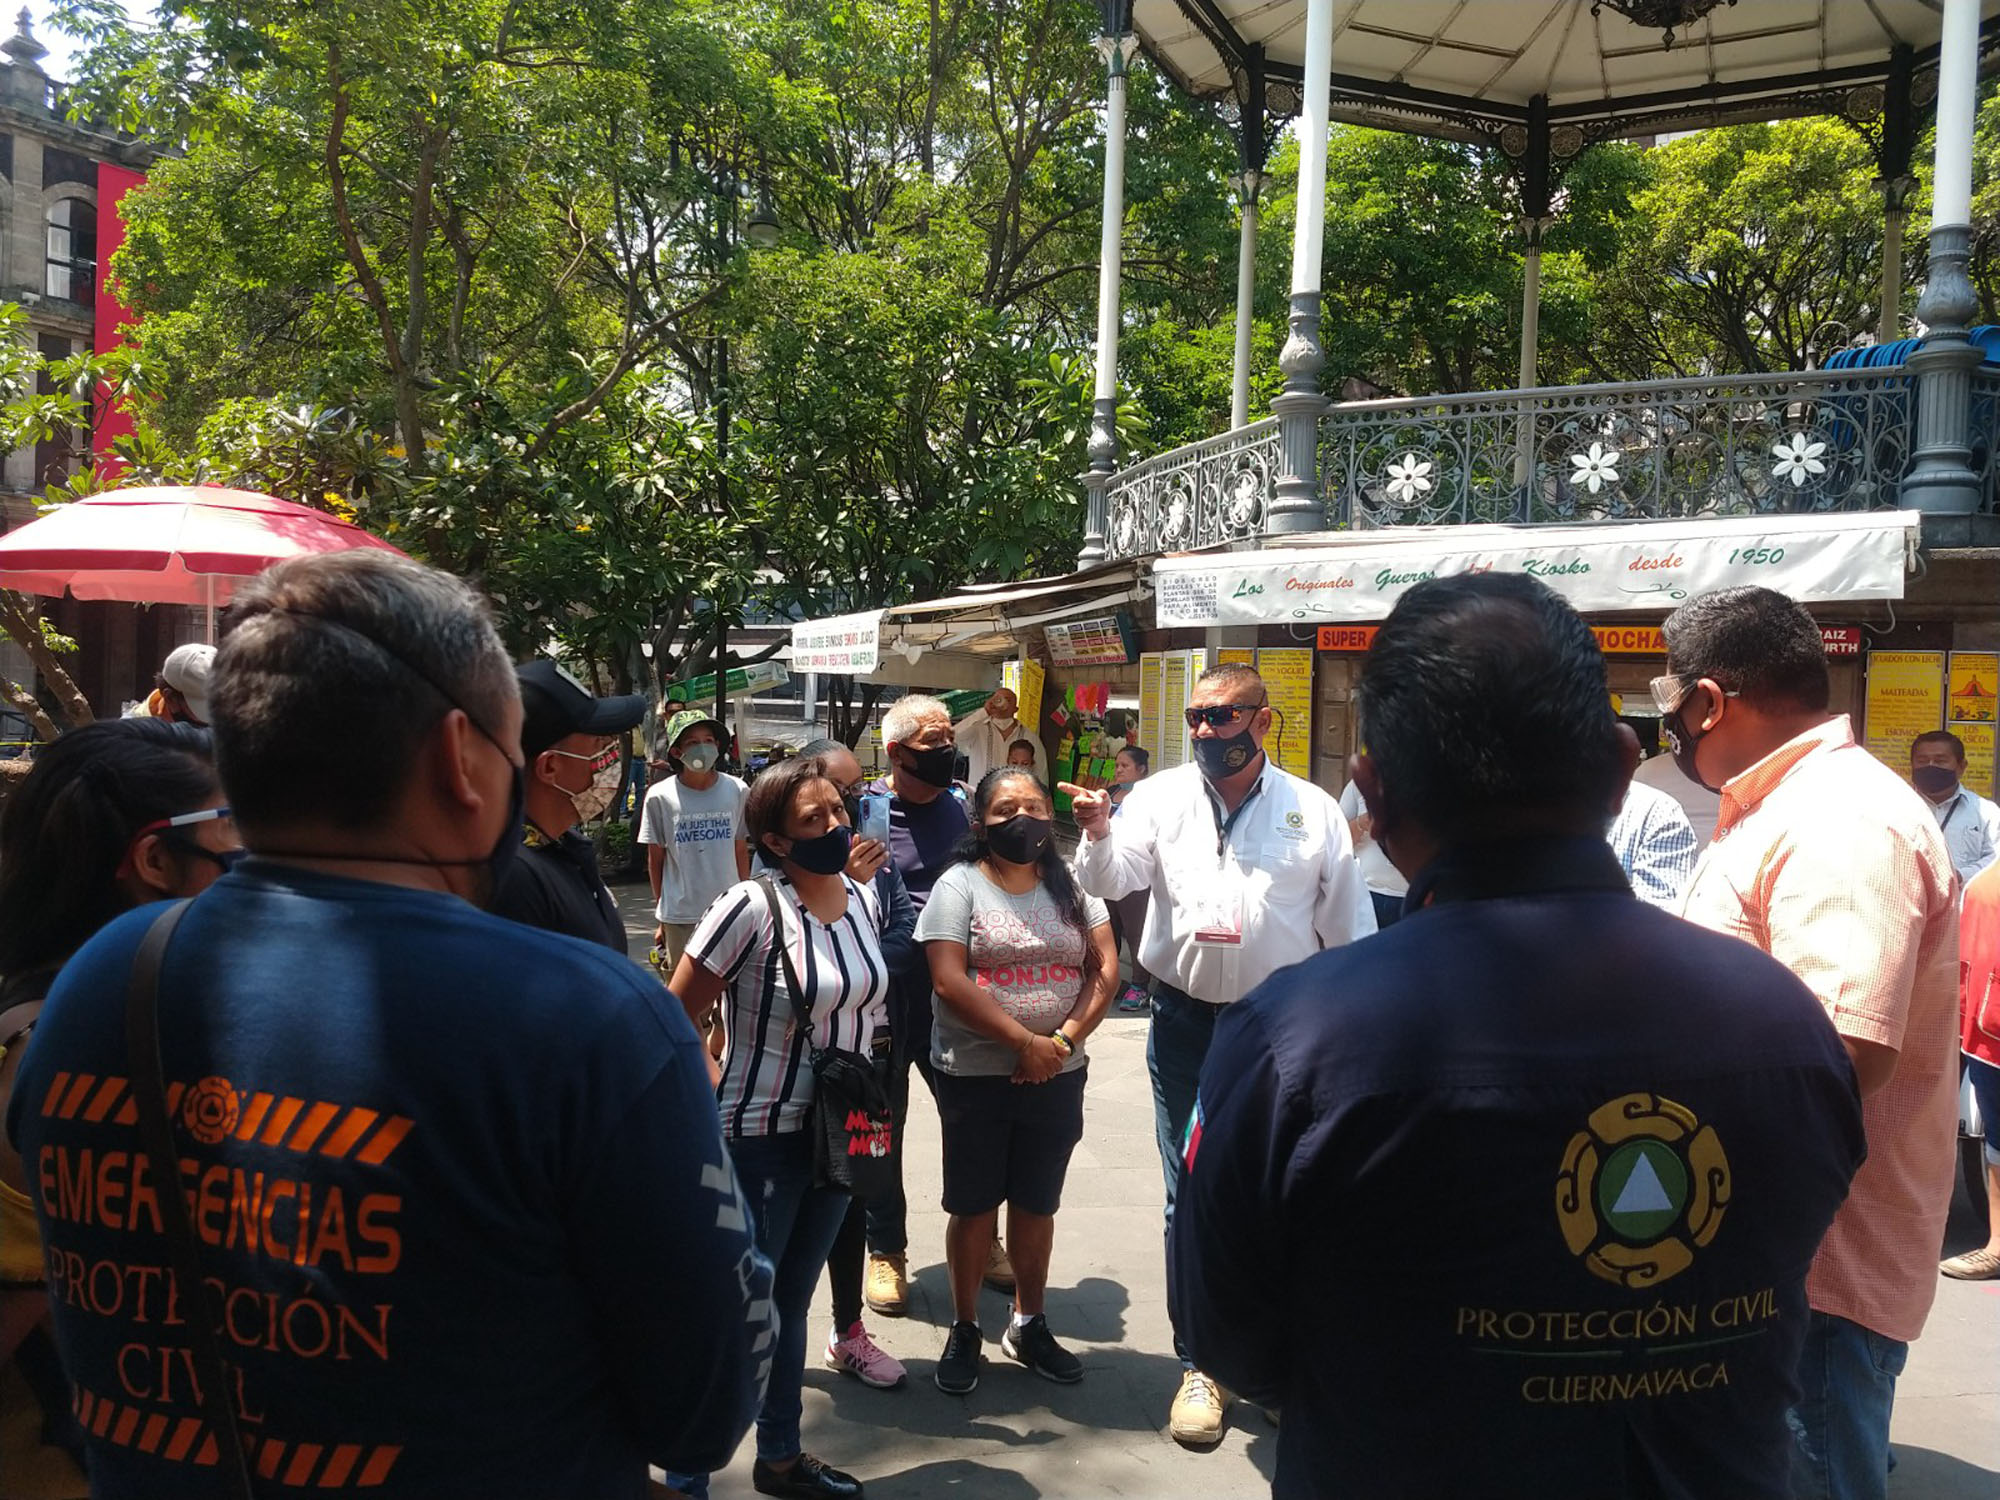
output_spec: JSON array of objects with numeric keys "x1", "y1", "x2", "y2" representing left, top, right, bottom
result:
[
  {"x1": 1569, "y1": 441, "x2": 1621, "y2": 494},
  {"x1": 1769, "y1": 432, "x2": 1828, "y2": 488},
  {"x1": 1383, "y1": 452, "x2": 1435, "y2": 506}
]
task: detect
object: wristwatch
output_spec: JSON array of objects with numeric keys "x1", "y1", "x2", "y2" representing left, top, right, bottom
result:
[{"x1": 1049, "y1": 1030, "x2": 1076, "y2": 1059}]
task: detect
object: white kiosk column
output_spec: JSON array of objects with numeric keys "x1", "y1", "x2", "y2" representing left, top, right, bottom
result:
[
  {"x1": 1267, "y1": 0, "x2": 1334, "y2": 533},
  {"x1": 1077, "y1": 13, "x2": 1138, "y2": 565}
]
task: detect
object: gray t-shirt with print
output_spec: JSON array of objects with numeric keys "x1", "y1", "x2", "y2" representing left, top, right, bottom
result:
[{"x1": 914, "y1": 862, "x2": 1109, "y2": 1077}]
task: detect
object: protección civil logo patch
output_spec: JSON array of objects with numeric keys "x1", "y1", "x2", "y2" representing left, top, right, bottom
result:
[{"x1": 1555, "y1": 1093, "x2": 1731, "y2": 1290}]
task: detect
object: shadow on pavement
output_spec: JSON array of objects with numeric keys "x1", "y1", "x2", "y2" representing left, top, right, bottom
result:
[
  {"x1": 1889, "y1": 1445, "x2": 1999, "y2": 1498},
  {"x1": 813, "y1": 1340, "x2": 1189, "y2": 1439},
  {"x1": 846, "y1": 1456, "x2": 1046, "y2": 1500}
]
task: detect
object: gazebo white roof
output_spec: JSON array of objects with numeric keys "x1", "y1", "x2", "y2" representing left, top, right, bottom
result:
[{"x1": 1134, "y1": 0, "x2": 2000, "y2": 144}]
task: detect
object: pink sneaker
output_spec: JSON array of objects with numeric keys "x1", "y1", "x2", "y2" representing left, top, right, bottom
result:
[{"x1": 824, "y1": 1320, "x2": 907, "y2": 1389}]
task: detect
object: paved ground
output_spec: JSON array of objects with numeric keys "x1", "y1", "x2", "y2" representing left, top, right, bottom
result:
[{"x1": 617, "y1": 883, "x2": 1999, "y2": 1498}]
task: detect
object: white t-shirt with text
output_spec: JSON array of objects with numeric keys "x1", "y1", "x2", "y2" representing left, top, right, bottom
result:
[{"x1": 639, "y1": 774, "x2": 747, "y2": 923}]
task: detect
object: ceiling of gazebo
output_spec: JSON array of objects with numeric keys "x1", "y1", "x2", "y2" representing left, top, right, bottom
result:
[{"x1": 1133, "y1": 1, "x2": 2000, "y2": 147}]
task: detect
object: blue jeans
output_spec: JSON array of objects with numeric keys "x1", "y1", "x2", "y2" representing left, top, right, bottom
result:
[
  {"x1": 1148, "y1": 984, "x2": 1224, "y2": 1370},
  {"x1": 1789, "y1": 1310, "x2": 1907, "y2": 1500},
  {"x1": 666, "y1": 1130, "x2": 851, "y2": 1498}
]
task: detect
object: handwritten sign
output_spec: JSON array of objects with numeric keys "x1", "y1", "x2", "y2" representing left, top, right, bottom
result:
[
  {"x1": 1137, "y1": 653, "x2": 1162, "y2": 752},
  {"x1": 1257, "y1": 648, "x2": 1313, "y2": 780}
]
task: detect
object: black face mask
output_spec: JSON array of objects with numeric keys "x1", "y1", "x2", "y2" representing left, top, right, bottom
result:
[
  {"x1": 782, "y1": 824, "x2": 853, "y2": 876},
  {"x1": 1912, "y1": 763, "x2": 1960, "y2": 797},
  {"x1": 899, "y1": 743, "x2": 958, "y2": 789},
  {"x1": 1192, "y1": 730, "x2": 1260, "y2": 782},
  {"x1": 986, "y1": 814, "x2": 1053, "y2": 866},
  {"x1": 1662, "y1": 681, "x2": 1727, "y2": 794}
]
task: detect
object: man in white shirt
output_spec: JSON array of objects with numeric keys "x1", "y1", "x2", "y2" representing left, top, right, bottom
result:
[
  {"x1": 1338, "y1": 776, "x2": 1409, "y2": 928},
  {"x1": 1606, "y1": 776, "x2": 1700, "y2": 908},
  {"x1": 1911, "y1": 729, "x2": 2000, "y2": 887},
  {"x1": 1064, "y1": 663, "x2": 1373, "y2": 1448},
  {"x1": 639, "y1": 708, "x2": 750, "y2": 976},
  {"x1": 957, "y1": 687, "x2": 1046, "y2": 784}
]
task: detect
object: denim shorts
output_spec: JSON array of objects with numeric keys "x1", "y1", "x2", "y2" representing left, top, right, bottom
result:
[
  {"x1": 1969, "y1": 1053, "x2": 2000, "y2": 1162},
  {"x1": 934, "y1": 1064, "x2": 1087, "y2": 1216}
]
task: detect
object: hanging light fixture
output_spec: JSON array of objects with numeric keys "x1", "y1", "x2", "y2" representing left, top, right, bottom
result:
[
  {"x1": 1592, "y1": 0, "x2": 1736, "y2": 50},
  {"x1": 745, "y1": 192, "x2": 780, "y2": 249}
]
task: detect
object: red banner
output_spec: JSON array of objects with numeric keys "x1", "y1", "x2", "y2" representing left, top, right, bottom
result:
[{"x1": 92, "y1": 162, "x2": 147, "y2": 474}]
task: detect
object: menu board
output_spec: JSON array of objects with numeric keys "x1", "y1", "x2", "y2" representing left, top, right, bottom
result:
[
  {"x1": 1257, "y1": 648, "x2": 1314, "y2": 780},
  {"x1": 1951, "y1": 651, "x2": 1999, "y2": 796},
  {"x1": 1045, "y1": 615, "x2": 1134, "y2": 667},
  {"x1": 1137, "y1": 653, "x2": 1162, "y2": 751},
  {"x1": 1960, "y1": 723, "x2": 1998, "y2": 799},
  {"x1": 1863, "y1": 651, "x2": 1945, "y2": 776},
  {"x1": 1159, "y1": 652, "x2": 1190, "y2": 771},
  {"x1": 1215, "y1": 648, "x2": 1256, "y2": 666}
]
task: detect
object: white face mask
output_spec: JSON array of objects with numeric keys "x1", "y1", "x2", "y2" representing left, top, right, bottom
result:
[
  {"x1": 679, "y1": 742, "x2": 720, "y2": 774},
  {"x1": 548, "y1": 745, "x2": 623, "y2": 824}
]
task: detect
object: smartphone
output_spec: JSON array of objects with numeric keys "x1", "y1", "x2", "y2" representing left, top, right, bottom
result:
[{"x1": 858, "y1": 792, "x2": 892, "y2": 845}]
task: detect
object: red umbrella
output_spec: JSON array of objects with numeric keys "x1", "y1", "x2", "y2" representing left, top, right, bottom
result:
[{"x1": 0, "y1": 485, "x2": 408, "y2": 636}]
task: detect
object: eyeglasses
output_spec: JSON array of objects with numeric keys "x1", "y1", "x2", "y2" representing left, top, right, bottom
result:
[
  {"x1": 1649, "y1": 674, "x2": 1741, "y2": 716},
  {"x1": 1184, "y1": 704, "x2": 1264, "y2": 730},
  {"x1": 131, "y1": 806, "x2": 233, "y2": 840},
  {"x1": 123, "y1": 806, "x2": 242, "y2": 875}
]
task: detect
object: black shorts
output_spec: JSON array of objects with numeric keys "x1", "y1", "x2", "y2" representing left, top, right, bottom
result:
[{"x1": 934, "y1": 1064, "x2": 1087, "y2": 1217}]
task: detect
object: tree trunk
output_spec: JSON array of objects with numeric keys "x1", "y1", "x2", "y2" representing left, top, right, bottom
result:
[
  {"x1": 0, "y1": 674, "x2": 59, "y2": 742},
  {"x1": 0, "y1": 590, "x2": 93, "y2": 732}
]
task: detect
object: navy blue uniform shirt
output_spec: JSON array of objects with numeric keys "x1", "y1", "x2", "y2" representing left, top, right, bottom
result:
[
  {"x1": 7, "y1": 861, "x2": 774, "y2": 1499},
  {"x1": 1170, "y1": 837, "x2": 1864, "y2": 1500}
]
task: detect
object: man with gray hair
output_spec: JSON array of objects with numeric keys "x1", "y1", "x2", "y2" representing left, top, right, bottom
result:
[
  {"x1": 7, "y1": 552, "x2": 774, "y2": 1499},
  {"x1": 859, "y1": 694, "x2": 997, "y2": 1314}
]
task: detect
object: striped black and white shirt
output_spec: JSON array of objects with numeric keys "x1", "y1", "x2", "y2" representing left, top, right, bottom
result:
[{"x1": 690, "y1": 873, "x2": 890, "y2": 1138}]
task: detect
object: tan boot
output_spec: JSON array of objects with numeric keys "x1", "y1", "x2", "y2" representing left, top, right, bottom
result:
[
  {"x1": 864, "y1": 1251, "x2": 909, "y2": 1315},
  {"x1": 984, "y1": 1235, "x2": 1016, "y2": 1293},
  {"x1": 1169, "y1": 1368, "x2": 1229, "y2": 1447}
]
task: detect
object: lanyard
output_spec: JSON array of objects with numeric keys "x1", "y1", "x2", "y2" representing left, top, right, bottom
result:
[
  {"x1": 1940, "y1": 792, "x2": 1965, "y2": 831},
  {"x1": 1202, "y1": 774, "x2": 1266, "y2": 862}
]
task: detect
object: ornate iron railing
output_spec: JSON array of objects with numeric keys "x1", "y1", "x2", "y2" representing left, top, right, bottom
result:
[
  {"x1": 1096, "y1": 368, "x2": 2000, "y2": 559},
  {"x1": 1102, "y1": 418, "x2": 1281, "y2": 560},
  {"x1": 1323, "y1": 368, "x2": 1921, "y2": 527}
]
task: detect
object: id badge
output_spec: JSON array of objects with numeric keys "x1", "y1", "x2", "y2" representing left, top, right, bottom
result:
[{"x1": 1192, "y1": 886, "x2": 1245, "y2": 947}]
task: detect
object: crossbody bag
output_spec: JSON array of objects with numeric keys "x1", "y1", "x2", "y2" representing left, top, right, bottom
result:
[{"x1": 756, "y1": 877, "x2": 895, "y2": 1199}]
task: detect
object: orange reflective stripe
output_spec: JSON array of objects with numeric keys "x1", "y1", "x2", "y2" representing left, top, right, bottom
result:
[
  {"x1": 82, "y1": 1077, "x2": 127, "y2": 1123},
  {"x1": 58, "y1": 1073, "x2": 96, "y2": 1119},
  {"x1": 353, "y1": 1116, "x2": 413, "y2": 1166},
  {"x1": 193, "y1": 1431, "x2": 219, "y2": 1466},
  {"x1": 356, "y1": 1446, "x2": 401, "y2": 1486},
  {"x1": 90, "y1": 1396, "x2": 115, "y2": 1437},
  {"x1": 284, "y1": 1443, "x2": 324, "y2": 1486},
  {"x1": 256, "y1": 1437, "x2": 287, "y2": 1480},
  {"x1": 259, "y1": 1097, "x2": 305, "y2": 1146},
  {"x1": 318, "y1": 1108, "x2": 379, "y2": 1159},
  {"x1": 41, "y1": 1071, "x2": 71, "y2": 1116},
  {"x1": 164, "y1": 1417, "x2": 202, "y2": 1461},
  {"x1": 111, "y1": 1404, "x2": 140, "y2": 1446},
  {"x1": 235, "y1": 1091, "x2": 275, "y2": 1140},
  {"x1": 138, "y1": 1413, "x2": 169, "y2": 1454},
  {"x1": 285, "y1": 1102, "x2": 340, "y2": 1153},
  {"x1": 319, "y1": 1444, "x2": 363, "y2": 1486}
]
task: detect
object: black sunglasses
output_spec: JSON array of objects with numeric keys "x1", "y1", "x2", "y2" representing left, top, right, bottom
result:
[{"x1": 1184, "y1": 704, "x2": 1264, "y2": 730}]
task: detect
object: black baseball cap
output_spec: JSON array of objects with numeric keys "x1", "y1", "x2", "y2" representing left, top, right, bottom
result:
[{"x1": 517, "y1": 660, "x2": 647, "y2": 759}]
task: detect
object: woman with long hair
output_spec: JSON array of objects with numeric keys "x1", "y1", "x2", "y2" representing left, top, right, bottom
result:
[
  {"x1": 0, "y1": 718, "x2": 237, "y2": 1486},
  {"x1": 916, "y1": 767, "x2": 1117, "y2": 1395},
  {"x1": 666, "y1": 754, "x2": 888, "y2": 1500}
]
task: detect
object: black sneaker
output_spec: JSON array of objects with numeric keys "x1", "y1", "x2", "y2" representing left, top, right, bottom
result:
[
  {"x1": 935, "y1": 1319, "x2": 983, "y2": 1394},
  {"x1": 1001, "y1": 1314, "x2": 1083, "y2": 1384}
]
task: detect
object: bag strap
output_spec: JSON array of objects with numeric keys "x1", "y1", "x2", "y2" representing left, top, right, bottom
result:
[
  {"x1": 757, "y1": 876, "x2": 818, "y2": 1050},
  {"x1": 125, "y1": 900, "x2": 257, "y2": 1500}
]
